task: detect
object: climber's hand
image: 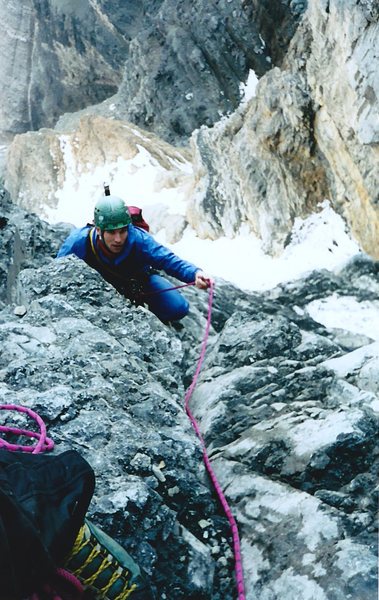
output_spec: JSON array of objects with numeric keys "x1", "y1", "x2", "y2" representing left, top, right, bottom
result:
[{"x1": 195, "y1": 271, "x2": 213, "y2": 290}]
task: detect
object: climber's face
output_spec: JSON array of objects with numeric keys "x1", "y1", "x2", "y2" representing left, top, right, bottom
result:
[{"x1": 97, "y1": 226, "x2": 128, "y2": 254}]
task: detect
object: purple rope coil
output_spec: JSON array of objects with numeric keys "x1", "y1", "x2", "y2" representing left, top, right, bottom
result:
[{"x1": 0, "y1": 404, "x2": 54, "y2": 454}]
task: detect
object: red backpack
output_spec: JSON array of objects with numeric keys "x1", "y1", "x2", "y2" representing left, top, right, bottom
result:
[{"x1": 128, "y1": 205, "x2": 150, "y2": 232}]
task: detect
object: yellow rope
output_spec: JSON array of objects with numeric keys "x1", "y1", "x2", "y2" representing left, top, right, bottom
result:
[
  {"x1": 81, "y1": 552, "x2": 138, "y2": 599},
  {"x1": 99, "y1": 569, "x2": 123, "y2": 595},
  {"x1": 115, "y1": 582, "x2": 138, "y2": 600},
  {"x1": 73, "y1": 545, "x2": 101, "y2": 577},
  {"x1": 67, "y1": 521, "x2": 140, "y2": 599},
  {"x1": 82, "y1": 555, "x2": 110, "y2": 586},
  {"x1": 69, "y1": 524, "x2": 88, "y2": 557}
]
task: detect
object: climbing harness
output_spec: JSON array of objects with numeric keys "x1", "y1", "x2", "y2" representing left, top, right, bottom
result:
[
  {"x1": 87, "y1": 227, "x2": 149, "y2": 304},
  {"x1": 88, "y1": 226, "x2": 196, "y2": 302}
]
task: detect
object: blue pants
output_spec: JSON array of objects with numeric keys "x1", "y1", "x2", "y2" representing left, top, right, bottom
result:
[{"x1": 143, "y1": 274, "x2": 189, "y2": 322}]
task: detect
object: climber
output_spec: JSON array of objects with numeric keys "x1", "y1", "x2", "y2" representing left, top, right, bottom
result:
[{"x1": 57, "y1": 195, "x2": 212, "y2": 323}]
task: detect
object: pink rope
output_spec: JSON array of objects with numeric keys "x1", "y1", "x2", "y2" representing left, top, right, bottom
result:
[
  {"x1": 55, "y1": 567, "x2": 84, "y2": 597},
  {"x1": 0, "y1": 404, "x2": 54, "y2": 453},
  {"x1": 27, "y1": 561, "x2": 84, "y2": 600},
  {"x1": 140, "y1": 280, "x2": 196, "y2": 297},
  {"x1": 184, "y1": 282, "x2": 246, "y2": 600}
]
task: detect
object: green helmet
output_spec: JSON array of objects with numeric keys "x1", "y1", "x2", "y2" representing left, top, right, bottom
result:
[{"x1": 94, "y1": 195, "x2": 132, "y2": 230}]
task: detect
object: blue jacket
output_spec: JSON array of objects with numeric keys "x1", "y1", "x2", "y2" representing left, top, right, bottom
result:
[{"x1": 57, "y1": 225, "x2": 199, "y2": 284}]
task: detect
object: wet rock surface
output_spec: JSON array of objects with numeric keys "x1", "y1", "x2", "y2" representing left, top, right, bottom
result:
[{"x1": 0, "y1": 199, "x2": 377, "y2": 598}]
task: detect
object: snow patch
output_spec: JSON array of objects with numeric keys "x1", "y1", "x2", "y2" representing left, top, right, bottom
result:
[
  {"x1": 239, "y1": 69, "x2": 259, "y2": 103},
  {"x1": 322, "y1": 342, "x2": 379, "y2": 377},
  {"x1": 160, "y1": 201, "x2": 361, "y2": 292},
  {"x1": 46, "y1": 141, "x2": 191, "y2": 226},
  {"x1": 307, "y1": 295, "x2": 379, "y2": 340}
]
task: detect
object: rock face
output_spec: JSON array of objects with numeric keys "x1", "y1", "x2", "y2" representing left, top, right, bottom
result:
[
  {"x1": 1, "y1": 2, "x2": 378, "y2": 598},
  {"x1": 189, "y1": 0, "x2": 379, "y2": 258},
  {"x1": 190, "y1": 261, "x2": 379, "y2": 599},
  {"x1": 304, "y1": 0, "x2": 379, "y2": 255},
  {"x1": 3, "y1": 0, "x2": 378, "y2": 267},
  {"x1": 0, "y1": 0, "x2": 305, "y2": 141},
  {"x1": 188, "y1": 67, "x2": 329, "y2": 252},
  {"x1": 116, "y1": 0, "x2": 306, "y2": 143},
  {"x1": 1, "y1": 197, "x2": 378, "y2": 599},
  {"x1": 0, "y1": 197, "x2": 235, "y2": 599},
  {"x1": 0, "y1": 189, "x2": 71, "y2": 307},
  {"x1": 0, "y1": 0, "x2": 134, "y2": 134}
]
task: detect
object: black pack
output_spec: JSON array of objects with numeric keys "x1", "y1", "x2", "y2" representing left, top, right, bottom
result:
[{"x1": 0, "y1": 449, "x2": 95, "y2": 599}]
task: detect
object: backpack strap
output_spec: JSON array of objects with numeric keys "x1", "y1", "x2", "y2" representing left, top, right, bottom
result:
[{"x1": 88, "y1": 227, "x2": 99, "y2": 263}]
